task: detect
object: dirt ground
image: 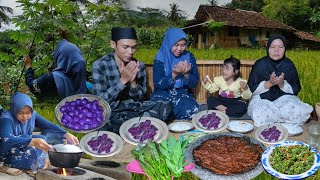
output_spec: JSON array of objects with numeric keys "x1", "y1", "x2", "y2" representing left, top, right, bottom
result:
[{"x1": 0, "y1": 172, "x2": 34, "y2": 180}]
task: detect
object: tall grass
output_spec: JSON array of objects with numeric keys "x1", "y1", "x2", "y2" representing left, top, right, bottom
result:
[
  {"x1": 288, "y1": 50, "x2": 320, "y2": 106},
  {"x1": 135, "y1": 48, "x2": 320, "y2": 105},
  {"x1": 134, "y1": 48, "x2": 266, "y2": 63}
]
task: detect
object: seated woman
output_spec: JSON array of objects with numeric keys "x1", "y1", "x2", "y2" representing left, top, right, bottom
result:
[
  {"x1": 202, "y1": 56, "x2": 252, "y2": 117},
  {"x1": 151, "y1": 28, "x2": 199, "y2": 120},
  {"x1": 25, "y1": 29, "x2": 87, "y2": 100},
  {"x1": 247, "y1": 34, "x2": 313, "y2": 127},
  {"x1": 0, "y1": 92, "x2": 79, "y2": 176}
]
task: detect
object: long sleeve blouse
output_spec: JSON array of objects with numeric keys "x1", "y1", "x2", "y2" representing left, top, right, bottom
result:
[
  {"x1": 0, "y1": 111, "x2": 66, "y2": 155},
  {"x1": 202, "y1": 76, "x2": 252, "y2": 100}
]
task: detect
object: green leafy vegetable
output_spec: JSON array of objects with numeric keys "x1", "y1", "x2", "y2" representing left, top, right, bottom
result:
[
  {"x1": 131, "y1": 143, "x2": 170, "y2": 180},
  {"x1": 270, "y1": 145, "x2": 315, "y2": 175},
  {"x1": 131, "y1": 136, "x2": 190, "y2": 179},
  {"x1": 159, "y1": 136, "x2": 189, "y2": 177},
  {"x1": 181, "y1": 131, "x2": 207, "y2": 143}
]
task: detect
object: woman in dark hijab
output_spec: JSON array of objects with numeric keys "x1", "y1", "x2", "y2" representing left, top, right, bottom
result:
[
  {"x1": 25, "y1": 29, "x2": 87, "y2": 100},
  {"x1": 247, "y1": 34, "x2": 313, "y2": 127}
]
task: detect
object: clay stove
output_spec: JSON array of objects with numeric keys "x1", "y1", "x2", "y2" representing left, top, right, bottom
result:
[
  {"x1": 35, "y1": 167, "x2": 115, "y2": 180},
  {"x1": 78, "y1": 160, "x2": 131, "y2": 180}
]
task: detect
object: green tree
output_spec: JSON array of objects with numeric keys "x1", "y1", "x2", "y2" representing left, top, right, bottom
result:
[
  {"x1": 262, "y1": 0, "x2": 312, "y2": 31},
  {"x1": 309, "y1": 8, "x2": 320, "y2": 32},
  {"x1": 81, "y1": 1, "x2": 128, "y2": 66},
  {"x1": 0, "y1": 1, "x2": 13, "y2": 28},
  {"x1": 309, "y1": 0, "x2": 320, "y2": 32},
  {"x1": 138, "y1": 7, "x2": 165, "y2": 17},
  {"x1": 225, "y1": 0, "x2": 265, "y2": 12},
  {"x1": 0, "y1": 30, "x2": 17, "y2": 56},
  {"x1": 207, "y1": 0, "x2": 218, "y2": 6},
  {"x1": 167, "y1": 3, "x2": 186, "y2": 23},
  {"x1": 135, "y1": 27, "x2": 166, "y2": 49},
  {"x1": 310, "y1": 0, "x2": 320, "y2": 9},
  {"x1": 69, "y1": 0, "x2": 89, "y2": 4},
  {"x1": 4, "y1": 0, "x2": 125, "y2": 76},
  {"x1": 125, "y1": 5, "x2": 188, "y2": 27},
  {"x1": 126, "y1": 7, "x2": 169, "y2": 27},
  {"x1": 0, "y1": 0, "x2": 128, "y2": 96}
]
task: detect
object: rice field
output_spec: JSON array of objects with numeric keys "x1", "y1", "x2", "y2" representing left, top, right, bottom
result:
[{"x1": 135, "y1": 48, "x2": 320, "y2": 106}]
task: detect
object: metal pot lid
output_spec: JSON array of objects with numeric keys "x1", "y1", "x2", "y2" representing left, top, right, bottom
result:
[{"x1": 53, "y1": 144, "x2": 83, "y2": 153}]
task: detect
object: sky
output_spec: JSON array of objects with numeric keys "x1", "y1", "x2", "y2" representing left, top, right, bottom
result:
[
  {"x1": 123, "y1": 0, "x2": 232, "y2": 19},
  {"x1": 0, "y1": 1, "x2": 23, "y2": 31},
  {"x1": 0, "y1": 0, "x2": 231, "y2": 30}
]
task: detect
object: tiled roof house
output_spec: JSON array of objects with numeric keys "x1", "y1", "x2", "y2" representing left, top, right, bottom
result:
[{"x1": 184, "y1": 5, "x2": 320, "y2": 49}]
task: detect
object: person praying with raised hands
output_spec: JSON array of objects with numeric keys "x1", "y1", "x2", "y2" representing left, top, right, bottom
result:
[{"x1": 92, "y1": 27, "x2": 171, "y2": 134}]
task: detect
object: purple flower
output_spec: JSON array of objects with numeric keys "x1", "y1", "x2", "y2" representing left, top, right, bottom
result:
[{"x1": 220, "y1": 91, "x2": 227, "y2": 97}]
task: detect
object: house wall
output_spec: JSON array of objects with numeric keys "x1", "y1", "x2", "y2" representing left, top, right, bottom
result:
[
  {"x1": 209, "y1": 27, "x2": 241, "y2": 48},
  {"x1": 191, "y1": 27, "x2": 281, "y2": 48},
  {"x1": 297, "y1": 40, "x2": 320, "y2": 50}
]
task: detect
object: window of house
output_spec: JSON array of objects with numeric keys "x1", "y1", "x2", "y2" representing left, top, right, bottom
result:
[
  {"x1": 228, "y1": 26, "x2": 239, "y2": 37},
  {"x1": 266, "y1": 31, "x2": 270, "y2": 38}
]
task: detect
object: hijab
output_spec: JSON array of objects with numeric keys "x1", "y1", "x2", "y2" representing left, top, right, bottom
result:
[
  {"x1": 1, "y1": 92, "x2": 36, "y2": 135},
  {"x1": 266, "y1": 34, "x2": 287, "y2": 69},
  {"x1": 155, "y1": 28, "x2": 190, "y2": 88},
  {"x1": 266, "y1": 34, "x2": 287, "y2": 56},
  {"x1": 248, "y1": 34, "x2": 301, "y2": 101},
  {"x1": 52, "y1": 39, "x2": 87, "y2": 99}
]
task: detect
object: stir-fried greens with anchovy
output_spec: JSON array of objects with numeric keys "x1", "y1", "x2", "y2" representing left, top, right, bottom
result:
[{"x1": 270, "y1": 145, "x2": 315, "y2": 175}]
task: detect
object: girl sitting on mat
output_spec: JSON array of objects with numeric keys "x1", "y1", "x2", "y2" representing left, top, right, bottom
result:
[{"x1": 202, "y1": 55, "x2": 252, "y2": 117}]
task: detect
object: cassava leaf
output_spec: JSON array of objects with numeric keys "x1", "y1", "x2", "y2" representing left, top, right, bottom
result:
[
  {"x1": 131, "y1": 142, "x2": 170, "y2": 180},
  {"x1": 167, "y1": 135, "x2": 177, "y2": 150}
]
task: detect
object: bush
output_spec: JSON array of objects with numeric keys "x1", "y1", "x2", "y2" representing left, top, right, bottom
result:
[{"x1": 136, "y1": 28, "x2": 166, "y2": 49}]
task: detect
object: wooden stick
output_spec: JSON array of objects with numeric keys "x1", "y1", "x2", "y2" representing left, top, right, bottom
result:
[{"x1": 206, "y1": 75, "x2": 214, "y2": 84}]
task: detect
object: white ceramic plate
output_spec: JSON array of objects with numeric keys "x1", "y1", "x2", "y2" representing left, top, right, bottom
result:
[
  {"x1": 262, "y1": 141, "x2": 320, "y2": 179},
  {"x1": 255, "y1": 124, "x2": 288, "y2": 145},
  {"x1": 227, "y1": 121, "x2": 254, "y2": 133},
  {"x1": 119, "y1": 117, "x2": 169, "y2": 145},
  {"x1": 80, "y1": 131, "x2": 123, "y2": 157},
  {"x1": 192, "y1": 110, "x2": 229, "y2": 133},
  {"x1": 168, "y1": 121, "x2": 194, "y2": 133},
  {"x1": 279, "y1": 123, "x2": 303, "y2": 136}
]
